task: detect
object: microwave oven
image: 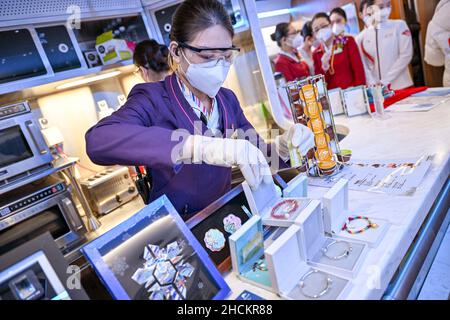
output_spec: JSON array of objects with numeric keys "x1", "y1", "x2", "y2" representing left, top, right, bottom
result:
[
  {"x1": 0, "y1": 176, "x2": 86, "y2": 256},
  {"x1": 0, "y1": 101, "x2": 53, "y2": 188}
]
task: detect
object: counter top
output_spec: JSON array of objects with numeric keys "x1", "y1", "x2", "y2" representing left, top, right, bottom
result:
[{"x1": 225, "y1": 99, "x2": 450, "y2": 300}]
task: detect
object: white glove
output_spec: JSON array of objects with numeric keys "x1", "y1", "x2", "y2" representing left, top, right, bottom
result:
[
  {"x1": 321, "y1": 50, "x2": 332, "y2": 72},
  {"x1": 275, "y1": 123, "x2": 315, "y2": 161},
  {"x1": 181, "y1": 135, "x2": 273, "y2": 190}
]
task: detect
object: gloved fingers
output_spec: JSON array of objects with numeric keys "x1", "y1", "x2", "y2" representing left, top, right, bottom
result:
[
  {"x1": 239, "y1": 163, "x2": 258, "y2": 190},
  {"x1": 298, "y1": 134, "x2": 316, "y2": 156},
  {"x1": 257, "y1": 151, "x2": 273, "y2": 185},
  {"x1": 291, "y1": 124, "x2": 313, "y2": 148}
]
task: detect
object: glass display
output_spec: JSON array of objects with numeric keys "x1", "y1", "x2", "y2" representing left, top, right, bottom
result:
[
  {"x1": 82, "y1": 195, "x2": 230, "y2": 300},
  {"x1": 0, "y1": 126, "x2": 33, "y2": 168}
]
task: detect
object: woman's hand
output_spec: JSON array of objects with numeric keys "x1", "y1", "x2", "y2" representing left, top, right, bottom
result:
[
  {"x1": 275, "y1": 123, "x2": 315, "y2": 161},
  {"x1": 181, "y1": 135, "x2": 273, "y2": 190}
]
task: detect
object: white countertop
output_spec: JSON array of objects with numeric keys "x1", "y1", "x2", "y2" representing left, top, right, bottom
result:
[
  {"x1": 225, "y1": 99, "x2": 450, "y2": 300},
  {"x1": 80, "y1": 98, "x2": 449, "y2": 300}
]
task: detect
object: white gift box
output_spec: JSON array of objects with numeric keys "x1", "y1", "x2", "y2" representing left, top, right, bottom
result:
[
  {"x1": 322, "y1": 179, "x2": 390, "y2": 247},
  {"x1": 328, "y1": 88, "x2": 346, "y2": 116},
  {"x1": 229, "y1": 215, "x2": 274, "y2": 292},
  {"x1": 343, "y1": 86, "x2": 370, "y2": 117},
  {"x1": 282, "y1": 174, "x2": 308, "y2": 198},
  {"x1": 265, "y1": 224, "x2": 352, "y2": 300},
  {"x1": 242, "y1": 180, "x2": 311, "y2": 227},
  {"x1": 294, "y1": 200, "x2": 368, "y2": 279}
]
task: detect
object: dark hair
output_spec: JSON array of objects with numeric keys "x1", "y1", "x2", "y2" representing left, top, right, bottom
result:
[
  {"x1": 301, "y1": 21, "x2": 313, "y2": 40},
  {"x1": 271, "y1": 22, "x2": 290, "y2": 47},
  {"x1": 330, "y1": 7, "x2": 347, "y2": 21},
  {"x1": 170, "y1": 0, "x2": 234, "y2": 44},
  {"x1": 312, "y1": 12, "x2": 331, "y2": 26},
  {"x1": 133, "y1": 40, "x2": 169, "y2": 73},
  {"x1": 359, "y1": 0, "x2": 376, "y2": 13}
]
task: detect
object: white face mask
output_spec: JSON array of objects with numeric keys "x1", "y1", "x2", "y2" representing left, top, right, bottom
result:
[
  {"x1": 287, "y1": 33, "x2": 304, "y2": 49},
  {"x1": 380, "y1": 7, "x2": 391, "y2": 23},
  {"x1": 180, "y1": 50, "x2": 231, "y2": 98},
  {"x1": 332, "y1": 23, "x2": 346, "y2": 36},
  {"x1": 317, "y1": 27, "x2": 333, "y2": 43}
]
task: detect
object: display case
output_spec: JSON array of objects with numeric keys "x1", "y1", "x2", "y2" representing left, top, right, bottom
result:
[
  {"x1": 328, "y1": 88, "x2": 346, "y2": 116},
  {"x1": 294, "y1": 200, "x2": 368, "y2": 279},
  {"x1": 342, "y1": 86, "x2": 370, "y2": 117},
  {"x1": 242, "y1": 178, "x2": 310, "y2": 227},
  {"x1": 186, "y1": 185, "x2": 253, "y2": 273},
  {"x1": 82, "y1": 195, "x2": 230, "y2": 300},
  {"x1": 266, "y1": 224, "x2": 352, "y2": 300},
  {"x1": 0, "y1": 232, "x2": 88, "y2": 300},
  {"x1": 322, "y1": 179, "x2": 390, "y2": 248}
]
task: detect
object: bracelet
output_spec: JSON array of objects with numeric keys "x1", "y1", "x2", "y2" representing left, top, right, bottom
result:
[
  {"x1": 341, "y1": 216, "x2": 379, "y2": 235},
  {"x1": 299, "y1": 269, "x2": 333, "y2": 299},
  {"x1": 321, "y1": 240, "x2": 352, "y2": 260},
  {"x1": 271, "y1": 199, "x2": 299, "y2": 220}
]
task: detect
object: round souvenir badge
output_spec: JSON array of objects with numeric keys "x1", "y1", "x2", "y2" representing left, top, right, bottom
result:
[
  {"x1": 204, "y1": 229, "x2": 226, "y2": 252},
  {"x1": 223, "y1": 214, "x2": 242, "y2": 234}
]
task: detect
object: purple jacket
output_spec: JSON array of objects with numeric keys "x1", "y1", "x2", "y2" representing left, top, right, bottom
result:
[{"x1": 86, "y1": 74, "x2": 276, "y2": 217}]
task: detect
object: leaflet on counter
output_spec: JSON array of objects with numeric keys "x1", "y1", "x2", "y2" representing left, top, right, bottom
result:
[{"x1": 308, "y1": 155, "x2": 434, "y2": 196}]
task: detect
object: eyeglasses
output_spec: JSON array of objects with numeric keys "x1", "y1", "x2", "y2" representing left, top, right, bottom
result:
[
  {"x1": 313, "y1": 23, "x2": 331, "y2": 34},
  {"x1": 179, "y1": 42, "x2": 241, "y2": 63}
]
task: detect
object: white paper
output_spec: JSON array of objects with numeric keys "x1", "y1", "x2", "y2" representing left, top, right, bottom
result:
[{"x1": 308, "y1": 155, "x2": 434, "y2": 196}]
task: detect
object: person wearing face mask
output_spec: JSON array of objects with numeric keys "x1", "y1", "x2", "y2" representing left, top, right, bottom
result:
[
  {"x1": 85, "y1": 0, "x2": 314, "y2": 219},
  {"x1": 133, "y1": 40, "x2": 171, "y2": 83},
  {"x1": 271, "y1": 22, "x2": 311, "y2": 82},
  {"x1": 424, "y1": 0, "x2": 450, "y2": 87},
  {"x1": 298, "y1": 21, "x2": 316, "y2": 76},
  {"x1": 312, "y1": 12, "x2": 366, "y2": 90},
  {"x1": 356, "y1": 0, "x2": 413, "y2": 90},
  {"x1": 330, "y1": 7, "x2": 348, "y2": 37}
]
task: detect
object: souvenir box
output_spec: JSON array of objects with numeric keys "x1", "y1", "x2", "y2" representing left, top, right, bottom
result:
[
  {"x1": 281, "y1": 174, "x2": 308, "y2": 198},
  {"x1": 328, "y1": 88, "x2": 346, "y2": 116},
  {"x1": 0, "y1": 232, "x2": 88, "y2": 300},
  {"x1": 285, "y1": 75, "x2": 344, "y2": 177},
  {"x1": 229, "y1": 215, "x2": 283, "y2": 292},
  {"x1": 187, "y1": 185, "x2": 253, "y2": 273},
  {"x1": 242, "y1": 179, "x2": 311, "y2": 227},
  {"x1": 322, "y1": 179, "x2": 390, "y2": 247},
  {"x1": 294, "y1": 200, "x2": 368, "y2": 279},
  {"x1": 342, "y1": 86, "x2": 370, "y2": 117},
  {"x1": 82, "y1": 195, "x2": 230, "y2": 300},
  {"x1": 265, "y1": 225, "x2": 352, "y2": 300}
]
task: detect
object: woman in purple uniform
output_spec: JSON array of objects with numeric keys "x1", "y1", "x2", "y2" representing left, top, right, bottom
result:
[{"x1": 85, "y1": 0, "x2": 314, "y2": 219}]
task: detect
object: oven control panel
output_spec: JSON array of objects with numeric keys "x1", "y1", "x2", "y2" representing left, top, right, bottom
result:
[
  {"x1": 0, "y1": 182, "x2": 65, "y2": 219},
  {"x1": 0, "y1": 101, "x2": 30, "y2": 120}
]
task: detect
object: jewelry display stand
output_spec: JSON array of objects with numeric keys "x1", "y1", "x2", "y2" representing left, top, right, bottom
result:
[
  {"x1": 242, "y1": 178, "x2": 311, "y2": 227},
  {"x1": 285, "y1": 75, "x2": 345, "y2": 177},
  {"x1": 265, "y1": 225, "x2": 351, "y2": 300},
  {"x1": 294, "y1": 200, "x2": 368, "y2": 279},
  {"x1": 322, "y1": 179, "x2": 390, "y2": 248}
]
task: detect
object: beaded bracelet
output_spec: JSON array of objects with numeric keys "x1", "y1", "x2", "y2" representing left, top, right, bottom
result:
[
  {"x1": 271, "y1": 199, "x2": 299, "y2": 220},
  {"x1": 341, "y1": 216, "x2": 378, "y2": 235}
]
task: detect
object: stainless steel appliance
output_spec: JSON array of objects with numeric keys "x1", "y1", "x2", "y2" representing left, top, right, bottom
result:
[
  {"x1": 0, "y1": 176, "x2": 86, "y2": 255},
  {"x1": 80, "y1": 166, "x2": 138, "y2": 216},
  {"x1": 0, "y1": 101, "x2": 53, "y2": 188}
]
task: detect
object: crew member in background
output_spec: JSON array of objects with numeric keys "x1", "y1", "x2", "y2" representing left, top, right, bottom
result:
[
  {"x1": 425, "y1": 0, "x2": 450, "y2": 87},
  {"x1": 298, "y1": 21, "x2": 315, "y2": 76},
  {"x1": 133, "y1": 39, "x2": 171, "y2": 82},
  {"x1": 330, "y1": 7, "x2": 348, "y2": 36},
  {"x1": 271, "y1": 22, "x2": 310, "y2": 81},
  {"x1": 356, "y1": 0, "x2": 413, "y2": 90},
  {"x1": 312, "y1": 12, "x2": 366, "y2": 90}
]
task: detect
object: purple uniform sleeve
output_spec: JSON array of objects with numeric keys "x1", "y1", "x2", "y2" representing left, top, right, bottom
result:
[{"x1": 85, "y1": 90, "x2": 180, "y2": 171}]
